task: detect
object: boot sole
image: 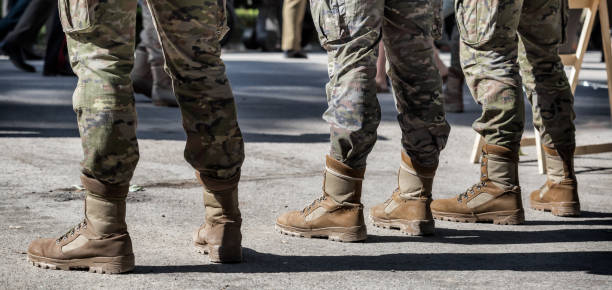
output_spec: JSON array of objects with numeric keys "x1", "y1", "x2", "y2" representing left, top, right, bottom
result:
[
  {"x1": 432, "y1": 209, "x2": 525, "y2": 225},
  {"x1": 194, "y1": 243, "x2": 242, "y2": 263},
  {"x1": 369, "y1": 215, "x2": 434, "y2": 236},
  {"x1": 27, "y1": 253, "x2": 134, "y2": 274},
  {"x1": 530, "y1": 201, "x2": 581, "y2": 217},
  {"x1": 275, "y1": 223, "x2": 367, "y2": 242}
]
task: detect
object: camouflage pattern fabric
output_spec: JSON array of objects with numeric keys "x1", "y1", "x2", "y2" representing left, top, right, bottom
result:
[
  {"x1": 59, "y1": 0, "x2": 244, "y2": 186},
  {"x1": 457, "y1": 0, "x2": 575, "y2": 151},
  {"x1": 311, "y1": 0, "x2": 450, "y2": 168}
]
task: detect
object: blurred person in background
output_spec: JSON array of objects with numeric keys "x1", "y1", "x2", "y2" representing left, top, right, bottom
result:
[
  {"x1": 131, "y1": 1, "x2": 178, "y2": 107},
  {"x1": 281, "y1": 0, "x2": 308, "y2": 58},
  {"x1": 0, "y1": 0, "x2": 72, "y2": 75}
]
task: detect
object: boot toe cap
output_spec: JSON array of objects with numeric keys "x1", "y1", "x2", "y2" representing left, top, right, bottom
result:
[
  {"x1": 27, "y1": 238, "x2": 56, "y2": 257},
  {"x1": 431, "y1": 198, "x2": 455, "y2": 213},
  {"x1": 276, "y1": 210, "x2": 303, "y2": 228}
]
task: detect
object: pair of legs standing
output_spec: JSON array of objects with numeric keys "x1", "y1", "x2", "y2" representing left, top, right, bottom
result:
[{"x1": 27, "y1": 0, "x2": 244, "y2": 273}]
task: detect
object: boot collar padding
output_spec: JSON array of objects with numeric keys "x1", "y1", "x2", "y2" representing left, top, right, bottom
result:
[{"x1": 80, "y1": 175, "x2": 129, "y2": 197}]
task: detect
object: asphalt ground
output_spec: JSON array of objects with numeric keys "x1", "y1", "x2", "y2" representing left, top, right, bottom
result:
[{"x1": 0, "y1": 52, "x2": 611, "y2": 289}]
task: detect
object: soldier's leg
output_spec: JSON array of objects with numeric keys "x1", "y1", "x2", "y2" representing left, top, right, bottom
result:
[
  {"x1": 146, "y1": 0, "x2": 244, "y2": 263},
  {"x1": 518, "y1": 0, "x2": 579, "y2": 216},
  {"x1": 27, "y1": 0, "x2": 138, "y2": 273},
  {"x1": 370, "y1": 0, "x2": 449, "y2": 236},
  {"x1": 431, "y1": 0, "x2": 525, "y2": 225},
  {"x1": 276, "y1": 0, "x2": 384, "y2": 242}
]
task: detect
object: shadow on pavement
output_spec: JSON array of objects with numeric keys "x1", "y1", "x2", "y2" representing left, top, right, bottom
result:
[{"x1": 135, "y1": 249, "x2": 611, "y2": 275}]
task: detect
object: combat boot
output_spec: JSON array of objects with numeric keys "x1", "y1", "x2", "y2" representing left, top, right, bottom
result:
[
  {"x1": 151, "y1": 65, "x2": 178, "y2": 107},
  {"x1": 443, "y1": 67, "x2": 464, "y2": 113},
  {"x1": 193, "y1": 172, "x2": 242, "y2": 263},
  {"x1": 131, "y1": 47, "x2": 152, "y2": 97},
  {"x1": 27, "y1": 175, "x2": 134, "y2": 274},
  {"x1": 275, "y1": 156, "x2": 367, "y2": 242},
  {"x1": 431, "y1": 144, "x2": 525, "y2": 225},
  {"x1": 530, "y1": 145, "x2": 580, "y2": 216},
  {"x1": 370, "y1": 152, "x2": 435, "y2": 235}
]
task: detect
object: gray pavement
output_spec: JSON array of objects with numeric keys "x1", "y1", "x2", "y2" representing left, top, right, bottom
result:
[{"x1": 0, "y1": 52, "x2": 611, "y2": 289}]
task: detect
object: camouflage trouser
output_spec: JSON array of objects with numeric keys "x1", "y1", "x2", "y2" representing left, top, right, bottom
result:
[
  {"x1": 457, "y1": 0, "x2": 575, "y2": 151},
  {"x1": 312, "y1": 0, "x2": 450, "y2": 168},
  {"x1": 59, "y1": 0, "x2": 244, "y2": 186}
]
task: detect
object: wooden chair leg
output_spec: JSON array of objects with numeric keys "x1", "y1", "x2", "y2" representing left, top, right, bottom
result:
[
  {"x1": 598, "y1": 0, "x2": 612, "y2": 122},
  {"x1": 534, "y1": 128, "x2": 546, "y2": 174},
  {"x1": 470, "y1": 134, "x2": 484, "y2": 164}
]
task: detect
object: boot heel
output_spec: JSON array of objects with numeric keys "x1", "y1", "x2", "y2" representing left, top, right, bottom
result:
[
  {"x1": 328, "y1": 226, "x2": 367, "y2": 242},
  {"x1": 551, "y1": 202, "x2": 580, "y2": 217},
  {"x1": 400, "y1": 220, "x2": 435, "y2": 236},
  {"x1": 89, "y1": 255, "x2": 135, "y2": 274},
  {"x1": 207, "y1": 245, "x2": 242, "y2": 263},
  {"x1": 492, "y1": 209, "x2": 525, "y2": 225}
]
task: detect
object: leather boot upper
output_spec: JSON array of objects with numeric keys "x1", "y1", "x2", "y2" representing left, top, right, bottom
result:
[
  {"x1": 530, "y1": 145, "x2": 579, "y2": 204},
  {"x1": 276, "y1": 155, "x2": 365, "y2": 229},
  {"x1": 371, "y1": 152, "x2": 435, "y2": 221},
  {"x1": 28, "y1": 175, "x2": 133, "y2": 260},
  {"x1": 28, "y1": 219, "x2": 133, "y2": 260},
  {"x1": 194, "y1": 172, "x2": 242, "y2": 247},
  {"x1": 432, "y1": 144, "x2": 523, "y2": 214}
]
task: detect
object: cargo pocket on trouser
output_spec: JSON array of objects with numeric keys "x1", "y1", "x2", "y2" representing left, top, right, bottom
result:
[
  {"x1": 216, "y1": 0, "x2": 230, "y2": 41},
  {"x1": 58, "y1": 0, "x2": 99, "y2": 33},
  {"x1": 455, "y1": 0, "x2": 516, "y2": 48},
  {"x1": 310, "y1": 0, "x2": 348, "y2": 49}
]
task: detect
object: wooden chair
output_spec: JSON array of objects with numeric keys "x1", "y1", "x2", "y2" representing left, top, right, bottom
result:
[{"x1": 470, "y1": 0, "x2": 612, "y2": 173}]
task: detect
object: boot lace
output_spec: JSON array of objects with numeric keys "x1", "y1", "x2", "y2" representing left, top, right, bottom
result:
[
  {"x1": 457, "y1": 181, "x2": 486, "y2": 203},
  {"x1": 56, "y1": 220, "x2": 87, "y2": 244},
  {"x1": 301, "y1": 195, "x2": 326, "y2": 214}
]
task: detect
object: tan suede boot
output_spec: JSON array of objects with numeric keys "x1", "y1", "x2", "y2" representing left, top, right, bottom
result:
[
  {"x1": 443, "y1": 67, "x2": 464, "y2": 113},
  {"x1": 193, "y1": 172, "x2": 242, "y2": 263},
  {"x1": 275, "y1": 156, "x2": 367, "y2": 242},
  {"x1": 27, "y1": 175, "x2": 134, "y2": 274},
  {"x1": 530, "y1": 145, "x2": 580, "y2": 216},
  {"x1": 151, "y1": 65, "x2": 178, "y2": 107},
  {"x1": 431, "y1": 144, "x2": 525, "y2": 225},
  {"x1": 370, "y1": 152, "x2": 435, "y2": 235}
]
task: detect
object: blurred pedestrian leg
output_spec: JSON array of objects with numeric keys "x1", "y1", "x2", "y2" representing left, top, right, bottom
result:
[
  {"x1": 282, "y1": 0, "x2": 308, "y2": 58},
  {"x1": 375, "y1": 40, "x2": 389, "y2": 93},
  {"x1": 131, "y1": 0, "x2": 177, "y2": 106},
  {"x1": 1, "y1": 0, "x2": 55, "y2": 72},
  {"x1": 0, "y1": 0, "x2": 31, "y2": 41}
]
